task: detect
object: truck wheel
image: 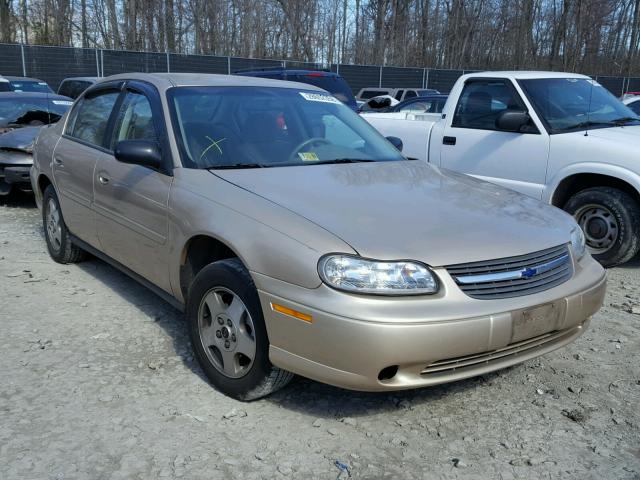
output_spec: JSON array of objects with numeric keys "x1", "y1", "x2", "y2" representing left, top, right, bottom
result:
[
  {"x1": 564, "y1": 187, "x2": 640, "y2": 267},
  {"x1": 186, "y1": 258, "x2": 294, "y2": 401},
  {"x1": 42, "y1": 185, "x2": 87, "y2": 264}
]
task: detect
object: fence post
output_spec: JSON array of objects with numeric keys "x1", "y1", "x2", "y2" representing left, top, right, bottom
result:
[
  {"x1": 227, "y1": 56, "x2": 231, "y2": 75},
  {"x1": 425, "y1": 69, "x2": 430, "y2": 89},
  {"x1": 20, "y1": 44, "x2": 26, "y2": 76},
  {"x1": 422, "y1": 68, "x2": 426, "y2": 88},
  {"x1": 336, "y1": 63, "x2": 339, "y2": 75},
  {"x1": 166, "y1": 52, "x2": 170, "y2": 73},
  {"x1": 95, "y1": 48, "x2": 100, "y2": 77},
  {"x1": 378, "y1": 66, "x2": 383, "y2": 88}
]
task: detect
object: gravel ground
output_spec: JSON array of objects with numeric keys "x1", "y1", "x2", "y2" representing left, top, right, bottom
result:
[{"x1": 1, "y1": 191, "x2": 639, "y2": 480}]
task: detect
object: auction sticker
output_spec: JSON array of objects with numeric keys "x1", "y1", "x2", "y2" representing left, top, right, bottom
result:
[
  {"x1": 298, "y1": 152, "x2": 319, "y2": 161},
  {"x1": 299, "y1": 92, "x2": 341, "y2": 104}
]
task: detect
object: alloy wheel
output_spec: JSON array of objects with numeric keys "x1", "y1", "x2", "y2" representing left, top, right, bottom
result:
[
  {"x1": 46, "y1": 198, "x2": 62, "y2": 253},
  {"x1": 197, "y1": 287, "x2": 256, "y2": 379}
]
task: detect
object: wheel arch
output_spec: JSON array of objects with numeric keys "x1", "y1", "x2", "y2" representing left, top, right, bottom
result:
[
  {"x1": 550, "y1": 172, "x2": 640, "y2": 209},
  {"x1": 178, "y1": 234, "x2": 245, "y2": 302}
]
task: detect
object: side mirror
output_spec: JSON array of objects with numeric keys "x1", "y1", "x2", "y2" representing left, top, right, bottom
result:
[
  {"x1": 496, "y1": 110, "x2": 530, "y2": 132},
  {"x1": 114, "y1": 140, "x2": 162, "y2": 169},
  {"x1": 386, "y1": 136, "x2": 403, "y2": 151}
]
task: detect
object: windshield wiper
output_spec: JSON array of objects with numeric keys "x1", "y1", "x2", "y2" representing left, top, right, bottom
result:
[
  {"x1": 308, "y1": 158, "x2": 376, "y2": 165},
  {"x1": 208, "y1": 163, "x2": 267, "y2": 169},
  {"x1": 557, "y1": 121, "x2": 616, "y2": 131},
  {"x1": 609, "y1": 117, "x2": 640, "y2": 126}
]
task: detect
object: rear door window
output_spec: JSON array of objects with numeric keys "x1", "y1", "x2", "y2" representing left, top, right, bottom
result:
[
  {"x1": 394, "y1": 90, "x2": 404, "y2": 100},
  {"x1": 69, "y1": 91, "x2": 120, "y2": 147}
]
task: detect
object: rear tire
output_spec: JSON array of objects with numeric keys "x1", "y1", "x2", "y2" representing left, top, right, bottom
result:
[
  {"x1": 42, "y1": 185, "x2": 86, "y2": 264},
  {"x1": 564, "y1": 187, "x2": 640, "y2": 267},
  {"x1": 186, "y1": 258, "x2": 293, "y2": 401}
]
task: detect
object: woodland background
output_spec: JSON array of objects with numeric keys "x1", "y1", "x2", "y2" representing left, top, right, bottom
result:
[{"x1": 0, "y1": 0, "x2": 639, "y2": 75}]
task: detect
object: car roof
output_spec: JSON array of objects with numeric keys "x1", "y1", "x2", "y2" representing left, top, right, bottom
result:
[
  {"x1": 236, "y1": 68, "x2": 340, "y2": 77},
  {"x1": 61, "y1": 77, "x2": 101, "y2": 83},
  {"x1": 97, "y1": 72, "x2": 326, "y2": 92},
  {"x1": 461, "y1": 71, "x2": 590, "y2": 80},
  {"x1": 0, "y1": 92, "x2": 71, "y2": 100},
  {"x1": 0, "y1": 76, "x2": 48, "y2": 83}
]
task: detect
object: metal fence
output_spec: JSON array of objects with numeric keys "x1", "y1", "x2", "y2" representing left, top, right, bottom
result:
[{"x1": 1, "y1": 42, "x2": 639, "y2": 96}]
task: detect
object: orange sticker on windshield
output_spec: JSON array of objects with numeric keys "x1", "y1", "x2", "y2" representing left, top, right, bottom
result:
[{"x1": 298, "y1": 152, "x2": 319, "y2": 162}]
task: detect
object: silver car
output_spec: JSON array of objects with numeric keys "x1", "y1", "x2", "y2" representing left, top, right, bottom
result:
[{"x1": 31, "y1": 73, "x2": 606, "y2": 401}]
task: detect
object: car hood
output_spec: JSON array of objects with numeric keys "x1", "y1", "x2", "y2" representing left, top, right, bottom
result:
[
  {"x1": 583, "y1": 124, "x2": 640, "y2": 142},
  {"x1": 213, "y1": 162, "x2": 575, "y2": 266},
  {"x1": 0, "y1": 126, "x2": 41, "y2": 153}
]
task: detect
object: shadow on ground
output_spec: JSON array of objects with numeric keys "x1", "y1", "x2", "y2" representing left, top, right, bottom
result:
[
  {"x1": 0, "y1": 190, "x2": 37, "y2": 208},
  {"x1": 72, "y1": 251, "x2": 498, "y2": 417}
]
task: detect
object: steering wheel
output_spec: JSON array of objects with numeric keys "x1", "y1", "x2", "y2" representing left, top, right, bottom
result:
[{"x1": 288, "y1": 137, "x2": 332, "y2": 163}]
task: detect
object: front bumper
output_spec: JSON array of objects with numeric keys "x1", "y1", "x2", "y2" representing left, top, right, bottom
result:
[
  {"x1": 255, "y1": 255, "x2": 606, "y2": 391},
  {"x1": 0, "y1": 150, "x2": 33, "y2": 192}
]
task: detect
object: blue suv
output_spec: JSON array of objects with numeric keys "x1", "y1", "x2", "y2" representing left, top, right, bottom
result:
[{"x1": 235, "y1": 68, "x2": 358, "y2": 111}]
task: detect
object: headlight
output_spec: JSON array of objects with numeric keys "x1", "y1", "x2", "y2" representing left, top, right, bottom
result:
[
  {"x1": 570, "y1": 227, "x2": 586, "y2": 259},
  {"x1": 318, "y1": 254, "x2": 438, "y2": 295}
]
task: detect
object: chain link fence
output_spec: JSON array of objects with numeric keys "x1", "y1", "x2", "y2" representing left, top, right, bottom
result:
[{"x1": 1, "y1": 43, "x2": 639, "y2": 96}]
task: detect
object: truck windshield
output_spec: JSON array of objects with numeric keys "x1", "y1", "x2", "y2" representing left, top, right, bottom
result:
[
  {"x1": 519, "y1": 78, "x2": 640, "y2": 133},
  {"x1": 167, "y1": 86, "x2": 405, "y2": 169}
]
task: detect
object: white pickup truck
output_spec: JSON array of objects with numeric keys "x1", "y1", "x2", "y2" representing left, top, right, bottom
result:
[{"x1": 363, "y1": 71, "x2": 640, "y2": 266}]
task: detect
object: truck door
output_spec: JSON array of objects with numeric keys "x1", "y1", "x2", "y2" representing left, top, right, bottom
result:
[{"x1": 439, "y1": 78, "x2": 549, "y2": 199}]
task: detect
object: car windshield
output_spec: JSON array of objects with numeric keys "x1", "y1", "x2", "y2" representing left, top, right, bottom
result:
[
  {"x1": 167, "y1": 86, "x2": 405, "y2": 169},
  {"x1": 0, "y1": 97, "x2": 72, "y2": 128},
  {"x1": 519, "y1": 78, "x2": 640, "y2": 133},
  {"x1": 9, "y1": 81, "x2": 53, "y2": 93}
]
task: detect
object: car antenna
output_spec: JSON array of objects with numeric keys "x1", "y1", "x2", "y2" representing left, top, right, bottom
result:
[{"x1": 585, "y1": 78, "x2": 595, "y2": 137}]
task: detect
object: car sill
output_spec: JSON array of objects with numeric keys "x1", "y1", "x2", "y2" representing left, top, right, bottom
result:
[{"x1": 69, "y1": 234, "x2": 185, "y2": 312}]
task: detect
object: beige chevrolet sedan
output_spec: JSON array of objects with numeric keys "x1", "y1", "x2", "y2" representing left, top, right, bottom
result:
[{"x1": 31, "y1": 73, "x2": 606, "y2": 400}]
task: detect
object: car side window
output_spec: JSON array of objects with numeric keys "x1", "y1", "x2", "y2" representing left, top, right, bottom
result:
[
  {"x1": 399, "y1": 100, "x2": 432, "y2": 113},
  {"x1": 404, "y1": 90, "x2": 417, "y2": 99},
  {"x1": 452, "y1": 80, "x2": 526, "y2": 131},
  {"x1": 395, "y1": 90, "x2": 405, "y2": 101},
  {"x1": 70, "y1": 91, "x2": 119, "y2": 147},
  {"x1": 629, "y1": 100, "x2": 640, "y2": 115},
  {"x1": 111, "y1": 91, "x2": 157, "y2": 147}
]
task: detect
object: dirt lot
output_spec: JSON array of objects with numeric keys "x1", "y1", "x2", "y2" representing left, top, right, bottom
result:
[{"x1": 0, "y1": 191, "x2": 638, "y2": 480}]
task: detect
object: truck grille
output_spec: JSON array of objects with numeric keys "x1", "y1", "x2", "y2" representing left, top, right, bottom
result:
[{"x1": 446, "y1": 244, "x2": 572, "y2": 300}]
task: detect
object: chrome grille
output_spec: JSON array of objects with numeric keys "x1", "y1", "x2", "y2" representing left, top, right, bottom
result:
[{"x1": 446, "y1": 244, "x2": 572, "y2": 299}]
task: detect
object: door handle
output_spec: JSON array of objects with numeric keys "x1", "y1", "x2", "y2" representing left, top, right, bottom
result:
[
  {"x1": 97, "y1": 174, "x2": 110, "y2": 185},
  {"x1": 53, "y1": 157, "x2": 64, "y2": 166},
  {"x1": 443, "y1": 136, "x2": 457, "y2": 146}
]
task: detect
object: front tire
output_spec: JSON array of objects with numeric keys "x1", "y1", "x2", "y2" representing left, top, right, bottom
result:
[
  {"x1": 42, "y1": 185, "x2": 86, "y2": 264},
  {"x1": 186, "y1": 258, "x2": 293, "y2": 401},
  {"x1": 564, "y1": 187, "x2": 640, "y2": 267}
]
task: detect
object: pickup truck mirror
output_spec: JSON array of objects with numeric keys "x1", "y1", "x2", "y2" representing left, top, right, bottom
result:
[
  {"x1": 496, "y1": 110, "x2": 530, "y2": 133},
  {"x1": 386, "y1": 136, "x2": 403, "y2": 151},
  {"x1": 114, "y1": 140, "x2": 162, "y2": 169}
]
